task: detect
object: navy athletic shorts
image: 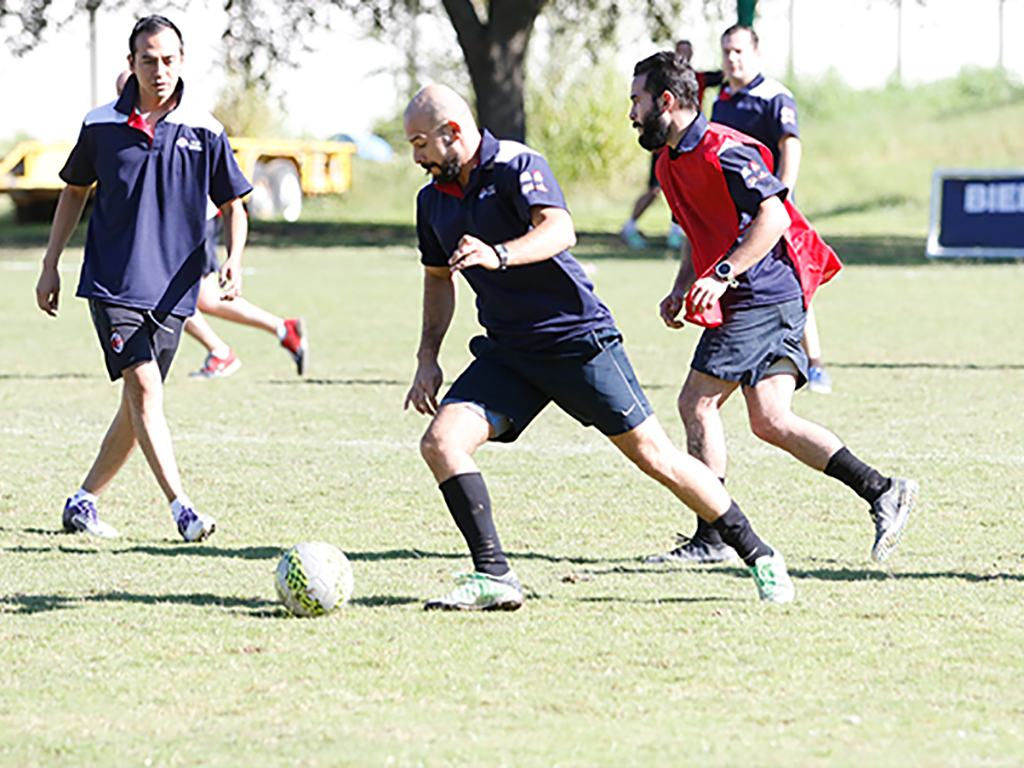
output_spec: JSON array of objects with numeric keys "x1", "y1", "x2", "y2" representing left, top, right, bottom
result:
[
  {"x1": 202, "y1": 216, "x2": 221, "y2": 276},
  {"x1": 442, "y1": 327, "x2": 654, "y2": 443},
  {"x1": 691, "y1": 297, "x2": 809, "y2": 389},
  {"x1": 88, "y1": 301, "x2": 185, "y2": 382}
]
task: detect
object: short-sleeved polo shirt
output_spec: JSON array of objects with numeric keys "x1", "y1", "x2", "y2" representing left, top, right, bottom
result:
[
  {"x1": 711, "y1": 73, "x2": 800, "y2": 170},
  {"x1": 415, "y1": 129, "x2": 615, "y2": 351},
  {"x1": 61, "y1": 76, "x2": 252, "y2": 316}
]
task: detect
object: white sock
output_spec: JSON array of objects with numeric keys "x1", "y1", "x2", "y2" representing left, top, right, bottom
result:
[
  {"x1": 210, "y1": 345, "x2": 231, "y2": 358},
  {"x1": 621, "y1": 218, "x2": 639, "y2": 235},
  {"x1": 170, "y1": 496, "x2": 194, "y2": 521},
  {"x1": 275, "y1": 322, "x2": 287, "y2": 341},
  {"x1": 71, "y1": 487, "x2": 98, "y2": 505},
  {"x1": 669, "y1": 222, "x2": 684, "y2": 237}
]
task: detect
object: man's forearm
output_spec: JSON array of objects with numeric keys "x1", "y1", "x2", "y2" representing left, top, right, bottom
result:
[
  {"x1": 417, "y1": 269, "x2": 456, "y2": 362},
  {"x1": 43, "y1": 186, "x2": 90, "y2": 266},
  {"x1": 220, "y1": 199, "x2": 248, "y2": 261}
]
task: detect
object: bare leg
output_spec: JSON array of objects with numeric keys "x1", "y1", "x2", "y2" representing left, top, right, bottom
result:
[
  {"x1": 183, "y1": 309, "x2": 227, "y2": 354},
  {"x1": 419, "y1": 403, "x2": 491, "y2": 483},
  {"x1": 81, "y1": 386, "x2": 139, "y2": 496},
  {"x1": 630, "y1": 185, "x2": 661, "y2": 223},
  {"x1": 121, "y1": 360, "x2": 184, "y2": 503},
  {"x1": 608, "y1": 415, "x2": 732, "y2": 521},
  {"x1": 677, "y1": 368, "x2": 741, "y2": 476},
  {"x1": 197, "y1": 272, "x2": 282, "y2": 334},
  {"x1": 744, "y1": 372, "x2": 843, "y2": 470}
]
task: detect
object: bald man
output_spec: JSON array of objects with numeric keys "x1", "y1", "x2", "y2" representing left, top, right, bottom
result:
[{"x1": 403, "y1": 84, "x2": 795, "y2": 610}]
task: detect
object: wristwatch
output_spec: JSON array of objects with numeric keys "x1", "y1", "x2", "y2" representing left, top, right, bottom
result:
[
  {"x1": 494, "y1": 243, "x2": 509, "y2": 271},
  {"x1": 713, "y1": 260, "x2": 738, "y2": 287}
]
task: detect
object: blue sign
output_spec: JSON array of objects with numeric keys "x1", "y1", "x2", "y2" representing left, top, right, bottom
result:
[{"x1": 927, "y1": 169, "x2": 1024, "y2": 258}]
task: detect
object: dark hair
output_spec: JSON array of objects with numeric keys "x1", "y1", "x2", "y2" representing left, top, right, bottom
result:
[
  {"x1": 721, "y1": 24, "x2": 759, "y2": 48},
  {"x1": 633, "y1": 51, "x2": 700, "y2": 111},
  {"x1": 129, "y1": 15, "x2": 183, "y2": 58}
]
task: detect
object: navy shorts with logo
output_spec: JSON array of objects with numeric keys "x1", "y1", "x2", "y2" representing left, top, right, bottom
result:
[
  {"x1": 691, "y1": 297, "x2": 809, "y2": 389},
  {"x1": 88, "y1": 301, "x2": 185, "y2": 382},
  {"x1": 442, "y1": 327, "x2": 654, "y2": 443}
]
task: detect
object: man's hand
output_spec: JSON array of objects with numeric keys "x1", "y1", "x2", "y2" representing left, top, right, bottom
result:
[
  {"x1": 404, "y1": 359, "x2": 444, "y2": 416},
  {"x1": 685, "y1": 276, "x2": 730, "y2": 317},
  {"x1": 449, "y1": 234, "x2": 500, "y2": 272},
  {"x1": 659, "y1": 289, "x2": 688, "y2": 329},
  {"x1": 36, "y1": 264, "x2": 61, "y2": 316},
  {"x1": 218, "y1": 255, "x2": 242, "y2": 300}
]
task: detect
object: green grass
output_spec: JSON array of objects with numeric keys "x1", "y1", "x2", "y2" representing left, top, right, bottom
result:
[{"x1": 3, "y1": 235, "x2": 1024, "y2": 765}]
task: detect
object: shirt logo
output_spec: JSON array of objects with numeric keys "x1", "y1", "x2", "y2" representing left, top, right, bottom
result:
[
  {"x1": 740, "y1": 159, "x2": 770, "y2": 189},
  {"x1": 479, "y1": 184, "x2": 497, "y2": 200},
  {"x1": 780, "y1": 106, "x2": 797, "y2": 125},
  {"x1": 175, "y1": 136, "x2": 203, "y2": 152},
  {"x1": 110, "y1": 331, "x2": 125, "y2": 354},
  {"x1": 519, "y1": 170, "x2": 548, "y2": 195}
]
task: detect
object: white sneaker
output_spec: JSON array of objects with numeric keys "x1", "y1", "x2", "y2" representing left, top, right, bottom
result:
[
  {"x1": 62, "y1": 498, "x2": 119, "y2": 538},
  {"x1": 176, "y1": 507, "x2": 217, "y2": 542}
]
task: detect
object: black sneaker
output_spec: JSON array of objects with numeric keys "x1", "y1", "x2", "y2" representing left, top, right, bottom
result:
[
  {"x1": 870, "y1": 478, "x2": 918, "y2": 563},
  {"x1": 643, "y1": 533, "x2": 738, "y2": 564}
]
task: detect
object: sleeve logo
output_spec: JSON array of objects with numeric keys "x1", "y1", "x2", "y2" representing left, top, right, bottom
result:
[
  {"x1": 780, "y1": 106, "x2": 797, "y2": 125},
  {"x1": 520, "y1": 169, "x2": 548, "y2": 195},
  {"x1": 740, "y1": 159, "x2": 770, "y2": 189}
]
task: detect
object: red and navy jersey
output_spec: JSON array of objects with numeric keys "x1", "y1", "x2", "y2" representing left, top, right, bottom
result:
[
  {"x1": 655, "y1": 113, "x2": 841, "y2": 316},
  {"x1": 61, "y1": 76, "x2": 252, "y2": 317},
  {"x1": 416, "y1": 129, "x2": 615, "y2": 351},
  {"x1": 711, "y1": 73, "x2": 799, "y2": 170}
]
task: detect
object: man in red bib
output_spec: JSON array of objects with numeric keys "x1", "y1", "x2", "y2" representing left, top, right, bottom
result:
[{"x1": 629, "y1": 51, "x2": 917, "y2": 565}]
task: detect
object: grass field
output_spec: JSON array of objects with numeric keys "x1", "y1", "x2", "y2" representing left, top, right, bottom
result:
[{"x1": 2, "y1": 223, "x2": 1024, "y2": 765}]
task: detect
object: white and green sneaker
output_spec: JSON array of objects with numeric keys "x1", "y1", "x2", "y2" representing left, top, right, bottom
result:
[
  {"x1": 424, "y1": 570, "x2": 524, "y2": 612},
  {"x1": 749, "y1": 547, "x2": 795, "y2": 604}
]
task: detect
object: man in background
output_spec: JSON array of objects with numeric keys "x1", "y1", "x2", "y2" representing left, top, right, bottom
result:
[{"x1": 37, "y1": 17, "x2": 251, "y2": 540}]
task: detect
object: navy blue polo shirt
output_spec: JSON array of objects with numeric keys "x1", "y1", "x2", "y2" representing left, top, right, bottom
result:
[
  {"x1": 60, "y1": 76, "x2": 252, "y2": 316},
  {"x1": 674, "y1": 114, "x2": 801, "y2": 311},
  {"x1": 415, "y1": 130, "x2": 615, "y2": 351},
  {"x1": 711, "y1": 73, "x2": 800, "y2": 171}
]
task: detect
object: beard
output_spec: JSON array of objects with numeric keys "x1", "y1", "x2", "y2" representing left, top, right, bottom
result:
[
  {"x1": 420, "y1": 148, "x2": 462, "y2": 185},
  {"x1": 636, "y1": 108, "x2": 671, "y2": 152}
]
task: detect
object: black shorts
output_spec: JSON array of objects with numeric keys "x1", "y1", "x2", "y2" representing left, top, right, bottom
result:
[
  {"x1": 88, "y1": 301, "x2": 185, "y2": 382},
  {"x1": 442, "y1": 327, "x2": 654, "y2": 443},
  {"x1": 691, "y1": 298, "x2": 809, "y2": 389},
  {"x1": 202, "y1": 216, "x2": 221, "y2": 276}
]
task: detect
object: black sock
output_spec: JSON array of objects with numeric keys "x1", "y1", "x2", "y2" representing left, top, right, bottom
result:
[
  {"x1": 439, "y1": 472, "x2": 509, "y2": 577},
  {"x1": 692, "y1": 477, "x2": 727, "y2": 546},
  {"x1": 709, "y1": 501, "x2": 772, "y2": 567},
  {"x1": 824, "y1": 447, "x2": 891, "y2": 504}
]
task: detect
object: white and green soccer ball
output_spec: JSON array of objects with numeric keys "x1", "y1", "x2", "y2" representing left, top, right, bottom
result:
[{"x1": 275, "y1": 541, "x2": 354, "y2": 617}]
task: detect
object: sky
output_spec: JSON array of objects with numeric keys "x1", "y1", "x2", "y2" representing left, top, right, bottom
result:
[{"x1": 0, "y1": 0, "x2": 1021, "y2": 144}]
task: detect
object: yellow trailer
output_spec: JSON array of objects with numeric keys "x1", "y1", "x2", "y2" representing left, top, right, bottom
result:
[{"x1": 0, "y1": 137, "x2": 357, "y2": 223}]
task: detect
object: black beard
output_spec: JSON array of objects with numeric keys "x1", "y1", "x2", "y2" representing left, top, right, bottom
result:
[
  {"x1": 421, "y1": 152, "x2": 462, "y2": 185},
  {"x1": 636, "y1": 108, "x2": 670, "y2": 152}
]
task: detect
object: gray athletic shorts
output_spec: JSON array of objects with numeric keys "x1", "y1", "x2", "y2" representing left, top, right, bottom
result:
[
  {"x1": 442, "y1": 327, "x2": 654, "y2": 443},
  {"x1": 88, "y1": 301, "x2": 185, "y2": 382},
  {"x1": 691, "y1": 297, "x2": 809, "y2": 389}
]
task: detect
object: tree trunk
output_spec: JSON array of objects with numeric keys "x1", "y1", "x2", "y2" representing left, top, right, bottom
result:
[{"x1": 441, "y1": 0, "x2": 547, "y2": 142}]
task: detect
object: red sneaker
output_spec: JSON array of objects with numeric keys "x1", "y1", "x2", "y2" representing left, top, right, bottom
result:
[
  {"x1": 190, "y1": 348, "x2": 242, "y2": 379},
  {"x1": 280, "y1": 318, "x2": 307, "y2": 375}
]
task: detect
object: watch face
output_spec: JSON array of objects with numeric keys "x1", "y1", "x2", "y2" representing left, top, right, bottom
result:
[{"x1": 715, "y1": 262, "x2": 731, "y2": 279}]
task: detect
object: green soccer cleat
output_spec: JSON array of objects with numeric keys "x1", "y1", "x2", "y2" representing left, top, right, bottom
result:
[
  {"x1": 424, "y1": 570, "x2": 524, "y2": 612},
  {"x1": 749, "y1": 546, "x2": 795, "y2": 604}
]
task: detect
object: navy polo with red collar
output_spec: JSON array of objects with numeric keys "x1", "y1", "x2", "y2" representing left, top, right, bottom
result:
[
  {"x1": 711, "y1": 72, "x2": 800, "y2": 170},
  {"x1": 415, "y1": 129, "x2": 615, "y2": 351},
  {"x1": 60, "y1": 75, "x2": 252, "y2": 317}
]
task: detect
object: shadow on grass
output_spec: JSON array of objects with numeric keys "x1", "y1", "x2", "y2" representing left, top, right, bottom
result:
[
  {"x1": 1, "y1": 591, "x2": 278, "y2": 615},
  {"x1": 350, "y1": 595, "x2": 420, "y2": 608},
  {"x1": 830, "y1": 361, "x2": 1024, "y2": 371},
  {"x1": 264, "y1": 378, "x2": 406, "y2": 387},
  {"x1": 0, "y1": 373, "x2": 95, "y2": 380}
]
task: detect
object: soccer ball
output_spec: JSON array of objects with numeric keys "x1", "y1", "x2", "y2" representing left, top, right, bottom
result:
[{"x1": 275, "y1": 541, "x2": 354, "y2": 617}]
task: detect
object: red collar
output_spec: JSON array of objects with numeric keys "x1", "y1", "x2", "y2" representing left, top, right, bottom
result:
[{"x1": 127, "y1": 107, "x2": 155, "y2": 146}]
